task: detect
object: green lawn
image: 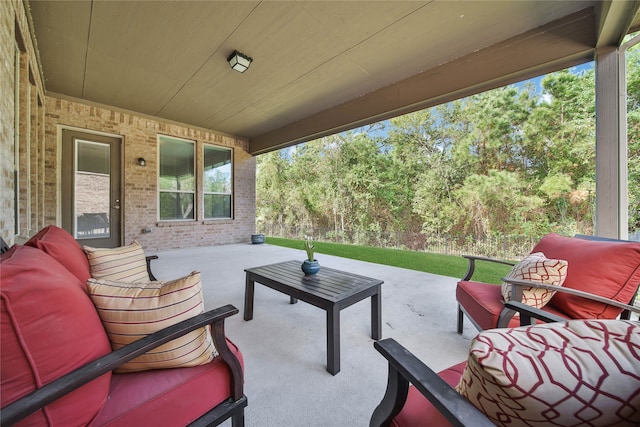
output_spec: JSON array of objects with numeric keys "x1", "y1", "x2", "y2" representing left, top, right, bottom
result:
[{"x1": 265, "y1": 237, "x2": 512, "y2": 284}]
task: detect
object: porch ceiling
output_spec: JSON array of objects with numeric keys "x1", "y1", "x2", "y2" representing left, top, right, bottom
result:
[{"x1": 27, "y1": 1, "x2": 640, "y2": 155}]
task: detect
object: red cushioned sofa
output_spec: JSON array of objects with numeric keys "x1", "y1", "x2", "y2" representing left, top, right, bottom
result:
[{"x1": 1, "y1": 226, "x2": 247, "y2": 426}]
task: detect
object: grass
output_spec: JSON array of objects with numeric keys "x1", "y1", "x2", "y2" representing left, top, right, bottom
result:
[{"x1": 265, "y1": 236, "x2": 513, "y2": 284}]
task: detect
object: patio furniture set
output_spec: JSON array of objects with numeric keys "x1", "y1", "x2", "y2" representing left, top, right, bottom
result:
[{"x1": 1, "y1": 227, "x2": 639, "y2": 426}]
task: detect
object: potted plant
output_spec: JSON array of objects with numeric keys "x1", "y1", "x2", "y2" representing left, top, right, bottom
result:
[
  {"x1": 301, "y1": 236, "x2": 320, "y2": 275},
  {"x1": 251, "y1": 233, "x2": 265, "y2": 244}
]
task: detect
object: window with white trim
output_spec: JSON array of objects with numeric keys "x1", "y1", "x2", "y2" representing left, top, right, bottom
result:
[
  {"x1": 158, "y1": 135, "x2": 195, "y2": 220},
  {"x1": 203, "y1": 144, "x2": 232, "y2": 219}
]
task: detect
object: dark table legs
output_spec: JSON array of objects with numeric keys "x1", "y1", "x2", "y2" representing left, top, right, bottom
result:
[
  {"x1": 243, "y1": 275, "x2": 254, "y2": 321},
  {"x1": 327, "y1": 306, "x2": 340, "y2": 375},
  {"x1": 371, "y1": 288, "x2": 382, "y2": 340},
  {"x1": 243, "y1": 273, "x2": 382, "y2": 375},
  {"x1": 326, "y1": 288, "x2": 382, "y2": 375}
]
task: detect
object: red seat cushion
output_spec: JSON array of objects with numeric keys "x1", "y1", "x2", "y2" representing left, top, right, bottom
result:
[
  {"x1": 391, "y1": 361, "x2": 467, "y2": 427},
  {"x1": 534, "y1": 233, "x2": 640, "y2": 319},
  {"x1": 1, "y1": 245, "x2": 112, "y2": 425},
  {"x1": 457, "y1": 281, "x2": 569, "y2": 330},
  {"x1": 457, "y1": 281, "x2": 506, "y2": 330},
  {"x1": 24, "y1": 225, "x2": 92, "y2": 285},
  {"x1": 93, "y1": 339, "x2": 244, "y2": 426}
]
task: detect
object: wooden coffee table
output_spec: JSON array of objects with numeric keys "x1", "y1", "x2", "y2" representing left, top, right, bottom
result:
[{"x1": 244, "y1": 260, "x2": 383, "y2": 375}]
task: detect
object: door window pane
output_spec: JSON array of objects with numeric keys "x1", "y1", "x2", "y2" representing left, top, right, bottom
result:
[
  {"x1": 159, "y1": 136, "x2": 195, "y2": 220},
  {"x1": 75, "y1": 140, "x2": 110, "y2": 238}
]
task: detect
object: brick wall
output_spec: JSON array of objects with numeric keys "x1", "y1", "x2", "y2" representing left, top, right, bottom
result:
[
  {"x1": 45, "y1": 97, "x2": 256, "y2": 251},
  {"x1": 1, "y1": 0, "x2": 47, "y2": 245},
  {"x1": 0, "y1": 1, "x2": 14, "y2": 243}
]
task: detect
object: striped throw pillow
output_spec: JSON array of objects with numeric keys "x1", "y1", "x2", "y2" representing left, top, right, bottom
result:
[
  {"x1": 86, "y1": 270, "x2": 217, "y2": 373},
  {"x1": 83, "y1": 241, "x2": 150, "y2": 282}
]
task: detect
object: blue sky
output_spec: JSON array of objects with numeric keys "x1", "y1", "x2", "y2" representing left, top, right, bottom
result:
[{"x1": 517, "y1": 61, "x2": 594, "y2": 93}]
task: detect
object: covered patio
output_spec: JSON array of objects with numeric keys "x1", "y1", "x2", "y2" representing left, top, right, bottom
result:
[
  {"x1": 2, "y1": 2, "x2": 640, "y2": 423},
  {"x1": 149, "y1": 242, "x2": 474, "y2": 426},
  {"x1": 2, "y1": 1, "x2": 640, "y2": 247}
]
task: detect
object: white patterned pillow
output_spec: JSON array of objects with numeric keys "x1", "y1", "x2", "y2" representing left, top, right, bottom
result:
[
  {"x1": 455, "y1": 320, "x2": 640, "y2": 426},
  {"x1": 87, "y1": 271, "x2": 217, "y2": 373},
  {"x1": 84, "y1": 241, "x2": 150, "y2": 282},
  {"x1": 501, "y1": 252, "x2": 568, "y2": 308}
]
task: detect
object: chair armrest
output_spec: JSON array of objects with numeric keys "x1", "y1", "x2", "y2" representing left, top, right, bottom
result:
[
  {"x1": 461, "y1": 255, "x2": 515, "y2": 281},
  {"x1": 145, "y1": 255, "x2": 159, "y2": 281},
  {"x1": 1, "y1": 304, "x2": 242, "y2": 426},
  {"x1": 504, "y1": 301, "x2": 567, "y2": 325},
  {"x1": 502, "y1": 277, "x2": 640, "y2": 316},
  {"x1": 370, "y1": 339, "x2": 493, "y2": 427}
]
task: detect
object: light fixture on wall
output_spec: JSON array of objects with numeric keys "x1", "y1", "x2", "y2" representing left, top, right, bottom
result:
[
  {"x1": 138, "y1": 157, "x2": 146, "y2": 167},
  {"x1": 227, "y1": 50, "x2": 252, "y2": 73}
]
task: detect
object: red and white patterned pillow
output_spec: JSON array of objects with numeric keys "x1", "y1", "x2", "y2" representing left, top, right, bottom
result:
[
  {"x1": 456, "y1": 319, "x2": 640, "y2": 426},
  {"x1": 501, "y1": 252, "x2": 568, "y2": 308}
]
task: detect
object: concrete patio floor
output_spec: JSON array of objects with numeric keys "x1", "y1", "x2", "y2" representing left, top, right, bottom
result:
[{"x1": 150, "y1": 242, "x2": 479, "y2": 427}]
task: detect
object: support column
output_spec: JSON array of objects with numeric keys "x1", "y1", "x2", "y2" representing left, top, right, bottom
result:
[{"x1": 595, "y1": 46, "x2": 628, "y2": 239}]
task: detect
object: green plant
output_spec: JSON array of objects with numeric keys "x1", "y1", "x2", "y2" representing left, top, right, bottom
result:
[{"x1": 304, "y1": 236, "x2": 315, "y2": 261}]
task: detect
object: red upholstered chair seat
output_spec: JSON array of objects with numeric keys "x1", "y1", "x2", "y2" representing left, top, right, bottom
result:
[
  {"x1": 94, "y1": 339, "x2": 243, "y2": 426},
  {"x1": 391, "y1": 362, "x2": 467, "y2": 427},
  {"x1": 457, "y1": 281, "x2": 569, "y2": 330}
]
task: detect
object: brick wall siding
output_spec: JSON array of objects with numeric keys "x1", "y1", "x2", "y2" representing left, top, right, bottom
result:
[
  {"x1": 0, "y1": 1, "x2": 14, "y2": 242},
  {"x1": 45, "y1": 97, "x2": 256, "y2": 251},
  {"x1": 1, "y1": 0, "x2": 47, "y2": 245}
]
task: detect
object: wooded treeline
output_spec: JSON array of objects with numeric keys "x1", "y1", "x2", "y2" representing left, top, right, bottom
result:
[{"x1": 256, "y1": 47, "x2": 640, "y2": 244}]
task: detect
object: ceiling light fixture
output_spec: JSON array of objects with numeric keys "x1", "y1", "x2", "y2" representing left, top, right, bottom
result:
[{"x1": 227, "y1": 50, "x2": 252, "y2": 73}]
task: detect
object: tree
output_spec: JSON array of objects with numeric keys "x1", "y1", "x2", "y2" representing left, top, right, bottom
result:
[
  {"x1": 451, "y1": 170, "x2": 546, "y2": 237},
  {"x1": 255, "y1": 59, "x2": 639, "y2": 243},
  {"x1": 627, "y1": 43, "x2": 640, "y2": 233}
]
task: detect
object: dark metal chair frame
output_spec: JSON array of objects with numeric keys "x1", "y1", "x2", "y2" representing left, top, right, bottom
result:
[{"x1": 370, "y1": 301, "x2": 639, "y2": 427}]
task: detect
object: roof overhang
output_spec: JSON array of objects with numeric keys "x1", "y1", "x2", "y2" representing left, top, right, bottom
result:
[{"x1": 26, "y1": 1, "x2": 640, "y2": 155}]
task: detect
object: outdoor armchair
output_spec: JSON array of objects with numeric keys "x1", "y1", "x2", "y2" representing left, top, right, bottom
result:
[
  {"x1": 456, "y1": 233, "x2": 640, "y2": 333},
  {"x1": 370, "y1": 302, "x2": 640, "y2": 427}
]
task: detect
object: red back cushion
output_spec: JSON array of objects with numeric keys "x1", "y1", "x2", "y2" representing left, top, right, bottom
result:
[
  {"x1": 1, "y1": 245, "x2": 111, "y2": 425},
  {"x1": 25, "y1": 225, "x2": 91, "y2": 285},
  {"x1": 532, "y1": 233, "x2": 640, "y2": 319}
]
